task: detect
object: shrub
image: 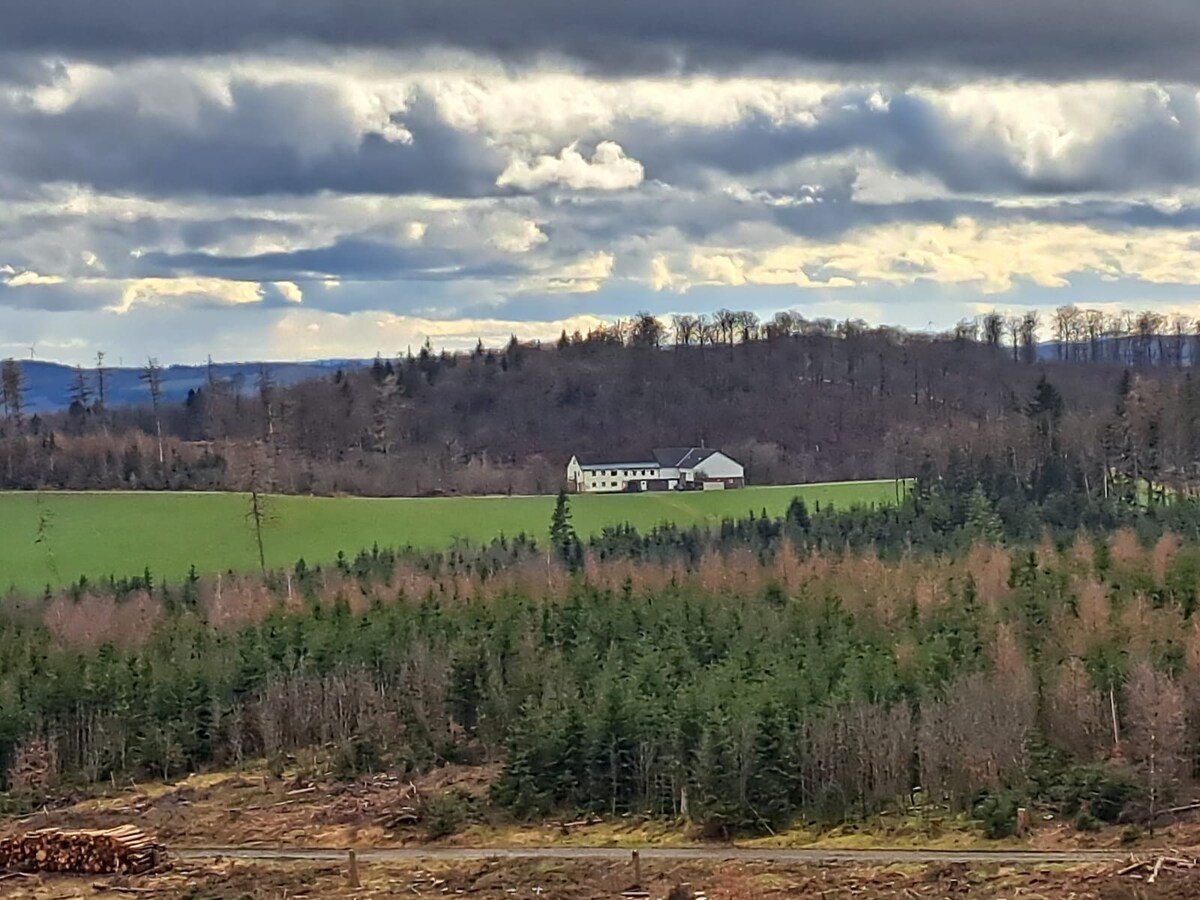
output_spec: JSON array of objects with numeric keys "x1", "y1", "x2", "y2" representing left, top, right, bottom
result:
[
  {"x1": 1120, "y1": 825, "x2": 1144, "y2": 845},
  {"x1": 1056, "y1": 765, "x2": 1142, "y2": 824},
  {"x1": 332, "y1": 739, "x2": 385, "y2": 779},
  {"x1": 973, "y1": 791, "x2": 1024, "y2": 840},
  {"x1": 423, "y1": 791, "x2": 473, "y2": 840}
]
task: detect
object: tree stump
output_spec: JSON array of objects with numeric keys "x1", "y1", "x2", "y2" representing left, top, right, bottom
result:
[{"x1": 1015, "y1": 807, "x2": 1031, "y2": 837}]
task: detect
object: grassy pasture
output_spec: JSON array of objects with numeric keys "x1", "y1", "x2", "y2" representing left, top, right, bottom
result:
[{"x1": 0, "y1": 480, "x2": 905, "y2": 593}]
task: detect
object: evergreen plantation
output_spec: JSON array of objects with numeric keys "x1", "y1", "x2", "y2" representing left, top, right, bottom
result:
[{"x1": 4, "y1": 476, "x2": 1200, "y2": 837}]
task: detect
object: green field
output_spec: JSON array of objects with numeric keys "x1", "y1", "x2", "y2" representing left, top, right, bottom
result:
[{"x1": 0, "y1": 481, "x2": 905, "y2": 594}]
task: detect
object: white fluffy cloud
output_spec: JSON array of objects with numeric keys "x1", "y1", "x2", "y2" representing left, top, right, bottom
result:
[
  {"x1": 272, "y1": 308, "x2": 608, "y2": 357},
  {"x1": 651, "y1": 218, "x2": 1200, "y2": 294},
  {"x1": 497, "y1": 141, "x2": 644, "y2": 191},
  {"x1": 272, "y1": 280, "x2": 304, "y2": 303},
  {"x1": 523, "y1": 251, "x2": 615, "y2": 294},
  {"x1": 2, "y1": 268, "x2": 64, "y2": 287},
  {"x1": 7, "y1": 51, "x2": 1200, "y2": 363},
  {"x1": 112, "y1": 277, "x2": 266, "y2": 313}
]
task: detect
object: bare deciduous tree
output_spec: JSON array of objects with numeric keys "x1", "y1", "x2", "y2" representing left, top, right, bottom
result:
[
  {"x1": 1125, "y1": 662, "x2": 1188, "y2": 832},
  {"x1": 139, "y1": 358, "x2": 165, "y2": 467}
]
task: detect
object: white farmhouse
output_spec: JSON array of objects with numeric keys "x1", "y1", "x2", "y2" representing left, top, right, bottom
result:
[{"x1": 566, "y1": 447, "x2": 745, "y2": 494}]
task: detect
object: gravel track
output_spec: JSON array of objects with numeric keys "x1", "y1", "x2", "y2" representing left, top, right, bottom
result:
[{"x1": 176, "y1": 845, "x2": 1129, "y2": 865}]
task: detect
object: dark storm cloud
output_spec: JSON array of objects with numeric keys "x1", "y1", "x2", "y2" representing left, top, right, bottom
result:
[
  {"x1": 134, "y1": 239, "x2": 526, "y2": 283},
  {"x1": 0, "y1": 55, "x2": 64, "y2": 87},
  {"x1": 621, "y1": 102, "x2": 1019, "y2": 193},
  {"x1": 619, "y1": 88, "x2": 1200, "y2": 197},
  {"x1": 0, "y1": 280, "x2": 103, "y2": 312},
  {"x1": 533, "y1": 184, "x2": 772, "y2": 244},
  {"x1": 174, "y1": 217, "x2": 311, "y2": 252},
  {"x1": 530, "y1": 175, "x2": 1200, "y2": 250},
  {"x1": 0, "y1": 84, "x2": 503, "y2": 198},
  {"x1": 4, "y1": 0, "x2": 1200, "y2": 81}
]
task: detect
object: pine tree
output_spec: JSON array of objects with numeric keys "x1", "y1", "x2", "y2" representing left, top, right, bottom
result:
[
  {"x1": 786, "y1": 497, "x2": 811, "y2": 530},
  {"x1": 553, "y1": 704, "x2": 589, "y2": 809},
  {"x1": 1105, "y1": 370, "x2": 1137, "y2": 504},
  {"x1": 747, "y1": 702, "x2": 792, "y2": 832},
  {"x1": 693, "y1": 712, "x2": 744, "y2": 838},
  {"x1": 1, "y1": 358, "x2": 25, "y2": 424},
  {"x1": 549, "y1": 491, "x2": 581, "y2": 569},
  {"x1": 1026, "y1": 374, "x2": 1069, "y2": 498},
  {"x1": 493, "y1": 707, "x2": 550, "y2": 819},
  {"x1": 589, "y1": 686, "x2": 637, "y2": 815},
  {"x1": 1026, "y1": 373, "x2": 1064, "y2": 445},
  {"x1": 965, "y1": 485, "x2": 1003, "y2": 543}
]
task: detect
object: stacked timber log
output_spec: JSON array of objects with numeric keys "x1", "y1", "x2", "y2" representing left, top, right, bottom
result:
[{"x1": 0, "y1": 825, "x2": 164, "y2": 874}]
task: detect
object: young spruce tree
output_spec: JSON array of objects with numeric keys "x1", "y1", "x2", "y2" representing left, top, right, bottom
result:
[{"x1": 549, "y1": 490, "x2": 582, "y2": 570}]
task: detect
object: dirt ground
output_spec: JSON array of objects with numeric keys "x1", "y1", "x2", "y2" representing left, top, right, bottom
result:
[
  {"x1": 3, "y1": 858, "x2": 1199, "y2": 900},
  {"x1": 0, "y1": 763, "x2": 502, "y2": 849},
  {"x1": 6, "y1": 765, "x2": 1200, "y2": 897},
  {"x1": 11, "y1": 763, "x2": 1200, "y2": 853}
]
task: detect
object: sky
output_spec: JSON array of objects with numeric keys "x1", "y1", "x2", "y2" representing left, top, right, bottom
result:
[{"x1": 6, "y1": 2, "x2": 1200, "y2": 365}]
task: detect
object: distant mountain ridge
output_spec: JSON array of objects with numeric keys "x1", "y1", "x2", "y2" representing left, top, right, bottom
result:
[{"x1": 13, "y1": 359, "x2": 372, "y2": 413}]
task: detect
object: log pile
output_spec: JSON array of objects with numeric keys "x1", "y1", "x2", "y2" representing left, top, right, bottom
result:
[{"x1": 0, "y1": 825, "x2": 164, "y2": 875}]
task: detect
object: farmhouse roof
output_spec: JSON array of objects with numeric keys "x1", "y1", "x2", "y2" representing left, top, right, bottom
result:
[
  {"x1": 574, "y1": 447, "x2": 722, "y2": 470},
  {"x1": 653, "y1": 447, "x2": 718, "y2": 469},
  {"x1": 574, "y1": 452, "x2": 659, "y2": 468}
]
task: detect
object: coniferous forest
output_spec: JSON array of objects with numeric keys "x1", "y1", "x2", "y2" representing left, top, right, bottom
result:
[{"x1": 4, "y1": 470, "x2": 1200, "y2": 837}]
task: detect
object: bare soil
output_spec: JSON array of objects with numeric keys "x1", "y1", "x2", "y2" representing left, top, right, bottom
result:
[
  {"x1": 4, "y1": 858, "x2": 1200, "y2": 899},
  {"x1": 14, "y1": 763, "x2": 1200, "y2": 854},
  {"x1": 6, "y1": 765, "x2": 1200, "y2": 897},
  {"x1": 0, "y1": 763, "x2": 502, "y2": 850}
]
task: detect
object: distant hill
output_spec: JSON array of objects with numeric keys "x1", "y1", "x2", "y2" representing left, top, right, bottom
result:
[
  {"x1": 11, "y1": 334, "x2": 1194, "y2": 414},
  {"x1": 17, "y1": 359, "x2": 371, "y2": 414}
]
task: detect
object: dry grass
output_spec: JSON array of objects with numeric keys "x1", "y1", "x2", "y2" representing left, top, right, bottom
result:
[
  {"x1": 5, "y1": 859, "x2": 1199, "y2": 900},
  {"x1": 14, "y1": 762, "x2": 1200, "y2": 859}
]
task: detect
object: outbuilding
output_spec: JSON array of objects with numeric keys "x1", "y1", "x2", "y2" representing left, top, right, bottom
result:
[{"x1": 565, "y1": 447, "x2": 745, "y2": 493}]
